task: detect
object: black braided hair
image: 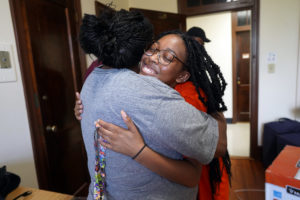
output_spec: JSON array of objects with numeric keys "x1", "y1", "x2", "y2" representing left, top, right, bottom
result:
[
  {"x1": 157, "y1": 30, "x2": 231, "y2": 199},
  {"x1": 79, "y1": 9, "x2": 153, "y2": 68}
]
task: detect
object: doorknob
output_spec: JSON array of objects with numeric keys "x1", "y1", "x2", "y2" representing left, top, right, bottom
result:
[
  {"x1": 46, "y1": 125, "x2": 57, "y2": 133},
  {"x1": 42, "y1": 95, "x2": 48, "y2": 100},
  {"x1": 237, "y1": 77, "x2": 241, "y2": 85}
]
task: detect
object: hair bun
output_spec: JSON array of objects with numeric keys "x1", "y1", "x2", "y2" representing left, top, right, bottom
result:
[
  {"x1": 79, "y1": 11, "x2": 115, "y2": 57},
  {"x1": 79, "y1": 9, "x2": 153, "y2": 68}
]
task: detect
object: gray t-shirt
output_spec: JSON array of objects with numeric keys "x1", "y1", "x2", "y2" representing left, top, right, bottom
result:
[{"x1": 80, "y1": 68, "x2": 218, "y2": 200}]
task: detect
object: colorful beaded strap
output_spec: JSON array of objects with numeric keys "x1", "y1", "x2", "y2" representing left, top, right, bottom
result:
[{"x1": 94, "y1": 129, "x2": 106, "y2": 200}]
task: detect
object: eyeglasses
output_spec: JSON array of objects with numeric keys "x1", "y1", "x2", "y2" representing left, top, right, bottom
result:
[{"x1": 144, "y1": 47, "x2": 187, "y2": 66}]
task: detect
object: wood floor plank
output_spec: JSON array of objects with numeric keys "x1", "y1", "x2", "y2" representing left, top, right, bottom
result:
[{"x1": 229, "y1": 159, "x2": 265, "y2": 200}]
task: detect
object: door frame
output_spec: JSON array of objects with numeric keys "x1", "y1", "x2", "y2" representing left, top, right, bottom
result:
[
  {"x1": 178, "y1": 0, "x2": 260, "y2": 159},
  {"x1": 9, "y1": 0, "x2": 86, "y2": 189},
  {"x1": 232, "y1": 11, "x2": 251, "y2": 123}
]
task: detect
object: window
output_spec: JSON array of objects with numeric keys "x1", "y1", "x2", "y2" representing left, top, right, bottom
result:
[{"x1": 237, "y1": 10, "x2": 251, "y2": 26}]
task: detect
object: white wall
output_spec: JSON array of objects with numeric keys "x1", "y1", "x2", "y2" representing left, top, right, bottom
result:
[
  {"x1": 258, "y1": 0, "x2": 300, "y2": 145},
  {"x1": 187, "y1": 12, "x2": 233, "y2": 119},
  {"x1": 0, "y1": 0, "x2": 38, "y2": 187},
  {"x1": 129, "y1": 0, "x2": 177, "y2": 13}
]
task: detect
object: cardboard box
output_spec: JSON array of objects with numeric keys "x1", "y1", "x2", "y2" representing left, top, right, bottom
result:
[{"x1": 265, "y1": 145, "x2": 300, "y2": 200}]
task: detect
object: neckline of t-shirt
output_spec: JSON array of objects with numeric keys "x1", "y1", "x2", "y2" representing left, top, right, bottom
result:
[{"x1": 93, "y1": 67, "x2": 131, "y2": 74}]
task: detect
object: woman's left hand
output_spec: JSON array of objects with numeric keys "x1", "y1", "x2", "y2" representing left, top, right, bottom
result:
[
  {"x1": 96, "y1": 110, "x2": 145, "y2": 158},
  {"x1": 74, "y1": 92, "x2": 83, "y2": 120}
]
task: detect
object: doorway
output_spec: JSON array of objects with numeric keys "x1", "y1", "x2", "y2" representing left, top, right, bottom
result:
[
  {"x1": 186, "y1": 10, "x2": 252, "y2": 156},
  {"x1": 178, "y1": 0, "x2": 259, "y2": 159},
  {"x1": 232, "y1": 10, "x2": 251, "y2": 123},
  {"x1": 10, "y1": 0, "x2": 89, "y2": 195},
  {"x1": 225, "y1": 10, "x2": 251, "y2": 157}
]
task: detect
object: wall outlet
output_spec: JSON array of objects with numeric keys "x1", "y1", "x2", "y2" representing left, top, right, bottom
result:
[
  {"x1": 0, "y1": 51, "x2": 11, "y2": 68},
  {"x1": 0, "y1": 44, "x2": 16, "y2": 82}
]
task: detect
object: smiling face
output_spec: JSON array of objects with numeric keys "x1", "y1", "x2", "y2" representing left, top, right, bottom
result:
[{"x1": 139, "y1": 34, "x2": 190, "y2": 88}]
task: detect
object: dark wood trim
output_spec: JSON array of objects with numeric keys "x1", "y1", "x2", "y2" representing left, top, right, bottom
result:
[
  {"x1": 130, "y1": 7, "x2": 187, "y2": 32},
  {"x1": 9, "y1": 0, "x2": 86, "y2": 189},
  {"x1": 250, "y1": 0, "x2": 260, "y2": 160},
  {"x1": 178, "y1": 0, "x2": 254, "y2": 16},
  {"x1": 235, "y1": 25, "x2": 251, "y2": 32},
  {"x1": 231, "y1": 12, "x2": 238, "y2": 124},
  {"x1": 130, "y1": 7, "x2": 187, "y2": 19},
  {"x1": 255, "y1": 146, "x2": 262, "y2": 161},
  {"x1": 9, "y1": 0, "x2": 50, "y2": 189},
  {"x1": 73, "y1": 0, "x2": 86, "y2": 87},
  {"x1": 65, "y1": 8, "x2": 79, "y2": 92},
  {"x1": 129, "y1": 7, "x2": 186, "y2": 38}
]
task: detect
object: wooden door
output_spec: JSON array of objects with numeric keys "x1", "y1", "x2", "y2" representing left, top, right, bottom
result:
[
  {"x1": 236, "y1": 31, "x2": 250, "y2": 121},
  {"x1": 11, "y1": 0, "x2": 89, "y2": 195},
  {"x1": 129, "y1": 8, "x2": 186, "y2": 39}
]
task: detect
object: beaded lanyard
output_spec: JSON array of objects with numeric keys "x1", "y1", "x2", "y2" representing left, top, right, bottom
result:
[{"x1": 94, "y1": 129, "x2": 106, "y2": 200}]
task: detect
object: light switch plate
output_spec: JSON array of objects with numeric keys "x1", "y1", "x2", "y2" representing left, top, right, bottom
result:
[
  {"x1": 0, "y1": 51, "x2": 11, "y2": 69},
  {"x1": 0, "y1": 44, "x2": 16, "y2": 82}
]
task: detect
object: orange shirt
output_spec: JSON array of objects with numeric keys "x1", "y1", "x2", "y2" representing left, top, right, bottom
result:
[{"x1": 175, "y1": 81, "x2": 229, "y2": 200}]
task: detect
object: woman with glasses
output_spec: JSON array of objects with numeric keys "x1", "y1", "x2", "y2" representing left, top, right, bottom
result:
[
  {"x1": 100, "y1": 31, "x2": 230, "y2": 200},
  {"x1": 76, "y1": 27, "x2": 229, "y2": 199},
  {"x1": 78, "y1": 9, "x2": 224, "y2": 200}
]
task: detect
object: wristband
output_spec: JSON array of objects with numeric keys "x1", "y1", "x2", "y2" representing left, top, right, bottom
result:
[{"x1": 132, "y1": 144, "x2": 147, "y2": 160}]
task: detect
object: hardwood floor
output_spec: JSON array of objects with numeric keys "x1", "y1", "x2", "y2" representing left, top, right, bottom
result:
[{"x1": 229, "y1": 158, "x2": 265, "y2": 200}]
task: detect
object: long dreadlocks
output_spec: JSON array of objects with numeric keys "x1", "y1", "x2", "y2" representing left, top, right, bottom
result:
[{"x1": 157, "y1": 30, "x2": 232, "y2": 199}]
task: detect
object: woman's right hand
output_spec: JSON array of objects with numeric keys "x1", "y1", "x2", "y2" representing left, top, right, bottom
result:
[
  {"x1": 74, "y1": 92, "x2": 83, "y2": 120},
  {"x1": 96, "y1": 110, "x2": 145, "y2": 158}
]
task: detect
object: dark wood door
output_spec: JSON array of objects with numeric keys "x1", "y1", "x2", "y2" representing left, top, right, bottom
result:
[
  {"x1": 236, "y1": 31, "x2": 250, "y2": 121},
  {"x1": 22, "y1": 0, "x2": 89, "y2": 195},
  {"x1": 129, "y1": 8, "x2": 186, "y2": 39}
]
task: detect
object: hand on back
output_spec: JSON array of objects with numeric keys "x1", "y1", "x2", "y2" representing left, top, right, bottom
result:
[
  {"x1": 74, "y1": 92, "x2": 83, "y2": 120},
  {"x1": 96, "y1": 110, "x2": 145, "y2": 158}
]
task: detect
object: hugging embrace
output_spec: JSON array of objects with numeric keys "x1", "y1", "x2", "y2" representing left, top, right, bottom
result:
[{"x1": 76, "y1": 8, "x2": 230, "y2": 200}]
